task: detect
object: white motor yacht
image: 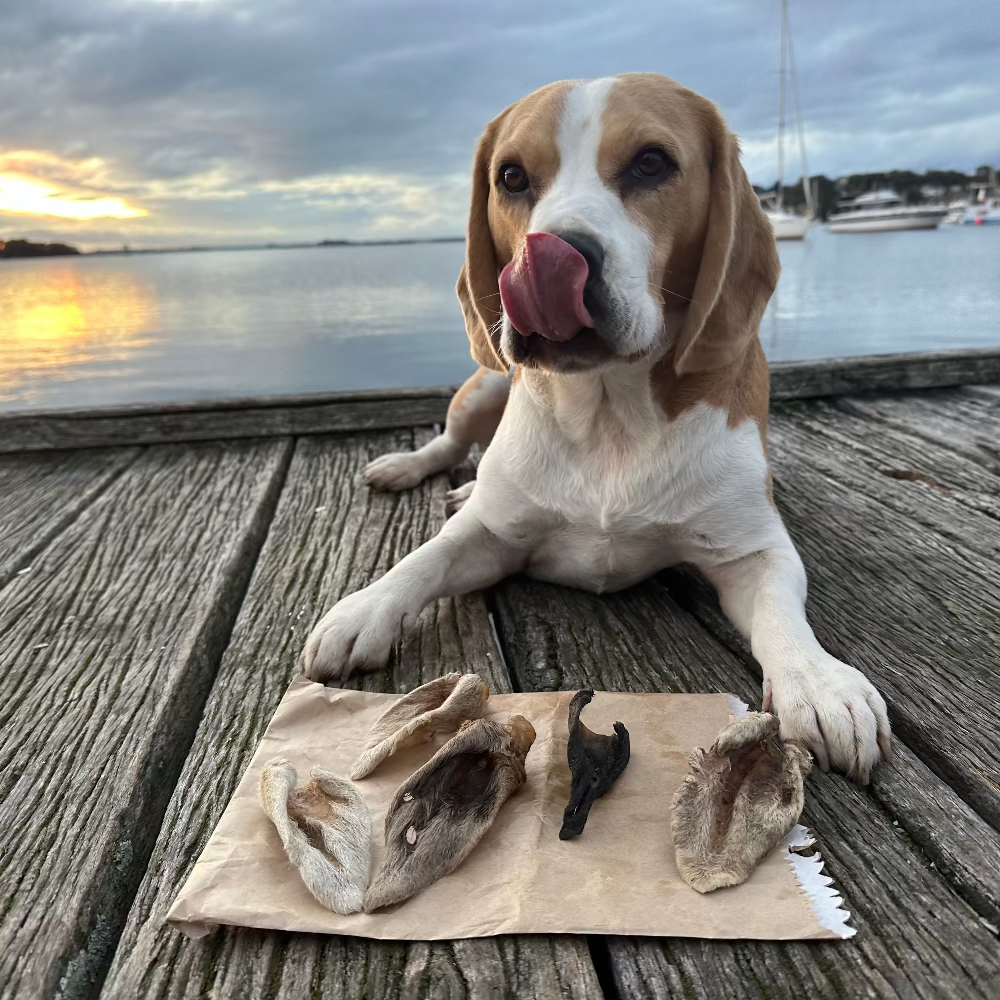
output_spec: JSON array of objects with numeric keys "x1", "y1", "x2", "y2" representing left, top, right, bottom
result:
[{"x1": 827, "y1": 190, "x2": 947, "y2": 232}]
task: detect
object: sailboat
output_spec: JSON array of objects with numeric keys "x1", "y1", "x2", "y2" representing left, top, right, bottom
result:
[{"x1": 763, "y1": 0, "x2": 813, "y2": 240}]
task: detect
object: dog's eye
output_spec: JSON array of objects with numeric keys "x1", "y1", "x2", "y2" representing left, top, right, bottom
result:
[
  {"x1": 628, "y1": 148, "x2": 676, "y2": 183},
  {"x1": 500, "y1": 164, "x2": 529, "y2": 194}
]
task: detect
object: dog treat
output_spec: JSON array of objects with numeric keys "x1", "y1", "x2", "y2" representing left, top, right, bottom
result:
[
  {"x1": 350, "y1": 672, "x2": 490, "y2": 780},
  {"x1": 671, "y1": 712, "x2": 812, "y2": 893},
  {"x1": 559, "y1": 689, "x2": 631, "y2": 840},
  {"x1": 259, "y1": 759, "x2": 371, "y2": 914},
  {"x1": 364, "y1": 715, "x2": 536, "y2": 911}
]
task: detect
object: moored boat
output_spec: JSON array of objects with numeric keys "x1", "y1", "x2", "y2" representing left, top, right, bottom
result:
[
  {"x1": 949, "y1": 169, "x2": 1000, "y2": 225},
  {"x1": 762, "y1": 0, "x2": 812, "y2": 241},
  {"x1": 764, "y1": 205, "x2": 811, "y2": 240},
  {"x1": 827, "y1": 190, "x2": 947, "y2": 233}
]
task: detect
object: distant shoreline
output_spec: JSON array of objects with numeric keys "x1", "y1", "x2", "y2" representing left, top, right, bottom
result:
[
  {"x1": 86, "y1": 236, "x2": 465, "y2": 256},
  {"x1": 0, "y1": 236, "x2": 466, "y2": 259}
]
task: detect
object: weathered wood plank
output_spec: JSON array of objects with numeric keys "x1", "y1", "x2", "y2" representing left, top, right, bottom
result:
[
  {"x1": 772, "y1": 398, "x2": 1000, "y2": 527},
  {"x1": 769, "y1": 404, "x2": 1000, "y2": 561},
  {"x1": 836, "y1": 390, "x2": 1000, "y2": 474},
  {"x1": 101, "y1": 430, "x2": 601, "y2": 1000},
  {"x1": 490, "y1": 575, "x2": 1000, "y2": 999},
  {"x1": 0, "y1": 438, "x2": 292, "y2": 1000},
  {"x1": 963, "y1": 384, "x2": 1000, "y2": 402},
  {"x1": 768, "y1": 347, "x2": 1000, "y2": 401},
  {"x1": 2, "y1": 348, "x2": 997, "y2": 453},
  {"x1": 765, "y1": 417, "x2": 1000, "y2": 828},
  {"x1": 0, "y1": 390, "x2": 454, "y2": 453},
  {"x1": 0, "y1": 447, "x2": 139, "y2": 587}
]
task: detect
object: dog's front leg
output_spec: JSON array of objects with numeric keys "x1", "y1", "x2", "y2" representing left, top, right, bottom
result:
[
  {"x1": 302, "y1": 507, "x2": 525, "y2": 682},
  {"x1": 700, "y1": 541, "x2": 891, "y2": 783}
]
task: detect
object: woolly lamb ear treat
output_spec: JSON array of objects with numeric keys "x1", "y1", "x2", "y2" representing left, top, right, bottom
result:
[
  {"x1": 560, "y1": 689, "x2": 631, "y2": 840},
  {"x1": 363, "y1": 715, "x2": 536, "y2": 911},
  {"x1": 259, "y1": 759, "x2": 371, "y2": 914},
  {"x1": 350, "y1": 672, "x2": 490, "y2": 780},
  {"x1": 671, "y1": 712, "x2": 812, "y2": 893}
]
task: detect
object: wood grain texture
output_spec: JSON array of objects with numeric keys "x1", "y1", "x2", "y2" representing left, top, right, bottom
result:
[
  {"x1": 963, "y1": 384, "x2": 1000, "y2": 402},
  {"x1": 2, "y1": 348, "x2": 997, "y2": 453},
  {"x1": 0, "y1": 438, "x2": 292, "y2": 1000},
  {"x1": 835, "y1": 390, "x2": 1000, "y2": 474},
  {"x1": 768, "y1": 348, "x2": 1000, "y2": 401},
  {"x1": 766, "y1": 408, "x2": 1000, "y2": 828},
  {"x1": 773, "y1": 399, "x2": 1000, "y2": 528},
  {"x1": 0, "y1": 391, "x2": 454, "y2": 453},
  {"x1": 0, "y1": 447, "x2": 139, "y2": 587},
  {"x1": 101, "y1": 429, "x2": 601, "y2": 1000},
  {"x1": 490, "y1": 575, "x2": 1000, "y2": 999}
]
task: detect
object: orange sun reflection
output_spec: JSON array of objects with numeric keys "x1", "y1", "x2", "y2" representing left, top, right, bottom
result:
[{"x1": 0, "y1": 262, "x2": 158, "y2": 402}]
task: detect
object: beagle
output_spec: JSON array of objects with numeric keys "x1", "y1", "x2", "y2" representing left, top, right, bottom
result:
[{"x1": 303, "y1": 74, "x2": 891, "y2": 783}]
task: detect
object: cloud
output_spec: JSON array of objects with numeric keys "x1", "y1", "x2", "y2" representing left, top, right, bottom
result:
[
  {"x1": 0, "y1": 150, "x2": 147, "y2": 220},
  {"x1": 1, "y1": 0, "x2": 997, "y2": 247}
]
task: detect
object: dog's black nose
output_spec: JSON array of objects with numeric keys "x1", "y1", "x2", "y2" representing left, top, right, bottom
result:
[
  {"x1": 558, "y1": 231, "x2": 605, "y2": 282},
  {"x1": 556, "y1": 231, "x2": 607, "y2": 322}
]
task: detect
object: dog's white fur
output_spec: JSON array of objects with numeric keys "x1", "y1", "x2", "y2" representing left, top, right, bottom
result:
[{"x1": 304, "y1": 76, "x2": 891, "y2": 783}]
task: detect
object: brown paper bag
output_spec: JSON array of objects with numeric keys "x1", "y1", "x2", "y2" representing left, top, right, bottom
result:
[{"x1": 167, "y1": 679, "x2": 854, "y2": 941}]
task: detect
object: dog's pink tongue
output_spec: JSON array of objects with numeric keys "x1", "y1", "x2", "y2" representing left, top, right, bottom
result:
[{"x1": 499, "y1": 233, "x2": 594, "y2": 342}]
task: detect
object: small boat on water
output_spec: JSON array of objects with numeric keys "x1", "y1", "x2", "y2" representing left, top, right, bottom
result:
[
  {"x1": 827, "y1": 190, "x2": 948, "y2": 233},
  {"x1": 762, "y1": 202, "x2": 810, "y2": 240},
  {"x1": 944, "y1": 168, "x2": 1000, "y2": 226},
  {"x1": 762, "y1": 0, "x2": 812, "y2": 241},
  {"x1": 961, "y1": 200, "x2": 1000, "y2": 225}
]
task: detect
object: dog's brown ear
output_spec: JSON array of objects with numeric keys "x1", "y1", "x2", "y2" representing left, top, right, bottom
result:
[
  {"x1": 672, "y1": 117, "x2": 779, "y2": 376},
  {"x1": 456, "y1": 121, "x2": 509, "y2": 373}
]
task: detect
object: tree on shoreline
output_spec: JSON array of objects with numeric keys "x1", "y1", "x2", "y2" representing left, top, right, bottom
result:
[
  {"x1": 0, "y1": 238, "x2": 80, "y2": 258},
  {"x1": 755, "y1": 165, "x2": 997, "y2": 220}
]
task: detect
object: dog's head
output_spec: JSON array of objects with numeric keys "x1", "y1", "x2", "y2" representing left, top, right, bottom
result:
[{"x1": 457, "y1": 74, "x2": 779, "y2": 377}]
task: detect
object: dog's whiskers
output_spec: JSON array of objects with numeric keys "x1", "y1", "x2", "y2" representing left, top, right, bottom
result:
[{"x1": 655, "y1": 285, "x2": 692, "y2": 303}]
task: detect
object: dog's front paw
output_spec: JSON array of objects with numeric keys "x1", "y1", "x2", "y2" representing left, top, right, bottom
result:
[
  {"x1": 763, "y1": 654, "x2": 891, "y2": 784},
  {"x1": 363, "y1": 452, "x2": 428, "y2": 492},
  {"x1": 302, "y1": 588, "x2": 411, "y2": 682}
]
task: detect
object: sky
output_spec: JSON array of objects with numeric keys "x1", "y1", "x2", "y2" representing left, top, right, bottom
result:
[{"x1": 1, "y1": 0, "x2": 997, "y2": 251}]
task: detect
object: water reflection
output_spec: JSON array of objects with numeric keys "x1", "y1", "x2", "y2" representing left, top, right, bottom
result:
[
  {"x1": 0, "y1": 229, "x2": 997, "y2": 412},
  {"x1": 0, "y1": 261, "x2": 156, "y2": 402}
]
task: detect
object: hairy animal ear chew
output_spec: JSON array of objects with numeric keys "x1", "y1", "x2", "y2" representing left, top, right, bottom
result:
[
  {"x1": 671, "y1": 712, "x2": 812, "y2": 893},
  {"x1": 363, "y1": 716, "x2": 535, "y2": 911}
]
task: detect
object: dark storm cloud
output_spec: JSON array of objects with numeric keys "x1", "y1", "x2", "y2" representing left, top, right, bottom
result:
[{"x1": 1, "y1": 0, "x2": 997, "y2": 247}]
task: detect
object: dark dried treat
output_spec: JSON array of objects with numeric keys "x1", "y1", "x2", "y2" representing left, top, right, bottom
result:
[
  {"x1": 363, "y1": 715, "x2": 535, "y2": 911},
  {"x1": 559, "y1": 689, "x2": 631, "y2": 840},
  {"x1": 671, "y1": 712, "x2": 812, "y2": 892}
]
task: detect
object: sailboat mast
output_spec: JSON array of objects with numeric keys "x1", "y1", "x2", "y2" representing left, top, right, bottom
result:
[
  {"x1": 777, "y1": 0, "x2": 787, "y2": 212},
  {"x1": 786, "y1": 0, "x2": 813, "y2": 215}
]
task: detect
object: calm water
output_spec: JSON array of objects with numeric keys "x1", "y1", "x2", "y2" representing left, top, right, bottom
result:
[{"x1": 1, "y1": 227, "x2": 998, "y2": 412}]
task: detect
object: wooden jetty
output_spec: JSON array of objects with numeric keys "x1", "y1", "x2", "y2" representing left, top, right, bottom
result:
[{"x1": 1, "y1": 347, "x2": 999, "y2": 1000}]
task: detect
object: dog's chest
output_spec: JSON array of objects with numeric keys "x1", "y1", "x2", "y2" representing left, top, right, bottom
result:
[
  {"x1": 522, "y1": 445, "x2": 701, "y2": 590},
  {"x1": 496, "y1": 397, "x2": 769, "y2": 592}
]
